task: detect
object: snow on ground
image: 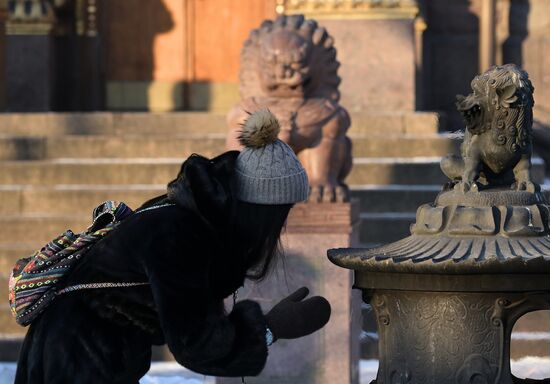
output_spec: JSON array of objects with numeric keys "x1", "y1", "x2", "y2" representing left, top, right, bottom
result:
[
  {"x1": 511, "y1": 357, "x2": 550, "y2": 380},
  {"x1": 0, "y1": 363, "x2": 15, "y2": 384},
  {"x1": 139, "y1": 362, "x2": 216, "y2": 384},
  {"x1": 360, "y1": 359, "x2": 378, "y2": 383},
  {"x1": 0, "y1": 359, "x2": 547, "y2": 383},
  {"x1": 0, "y1": 362, "x2": 216, "y2": 384}
]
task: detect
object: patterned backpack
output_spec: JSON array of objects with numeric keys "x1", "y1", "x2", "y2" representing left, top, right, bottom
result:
[{"x1": 8, "y1": 201, "x2": 138, "y2": 326}]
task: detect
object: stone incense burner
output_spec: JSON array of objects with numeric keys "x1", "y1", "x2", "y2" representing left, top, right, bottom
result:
[{"x1": 329, "y1": 65, "x2": 550, "y2": 384}]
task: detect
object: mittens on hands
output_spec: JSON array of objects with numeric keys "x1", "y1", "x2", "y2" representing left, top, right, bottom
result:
[{"x1": 265, "y1": 287, "x2": 331, "y2": 341}]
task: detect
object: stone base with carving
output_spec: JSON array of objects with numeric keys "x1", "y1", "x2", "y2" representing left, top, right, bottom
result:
[
  {"x1": 218, "y1": 202, "x2": 361, "y2": 384},
  {"x1": 330, "y1": 189, "x2": 550, "y2": 384},
  {"x1": 369, "y1": 289, "x2": 550, "y2": 384}
]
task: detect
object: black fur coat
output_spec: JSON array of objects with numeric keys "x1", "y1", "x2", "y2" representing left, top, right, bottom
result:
[{"x1": 15, "y1": 151, "x2": 269, "y2": 383}]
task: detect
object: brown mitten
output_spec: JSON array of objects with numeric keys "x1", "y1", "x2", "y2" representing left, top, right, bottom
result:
[{"x1": 265, "y1": 287, "x2": 331, "y2": 341}]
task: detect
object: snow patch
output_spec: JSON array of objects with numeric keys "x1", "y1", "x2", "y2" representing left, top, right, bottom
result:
[
  {"x1": 511, "y1": 357, "x2": 550, "y2": 379},
  {"x1": 0, "y1": 358, "x2": 548, "y2": 383}
]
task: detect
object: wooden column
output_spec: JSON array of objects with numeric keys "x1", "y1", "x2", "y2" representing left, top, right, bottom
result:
[
  {"x1": 414, "y1": 14, "x2": 427, "y2": 110},
  {"x1": 0, "y1": 0, "x2": 7, "y2": 110},
  {"x1": 5, "y1": 0, "x2": 56, "y2": 111},
  {"x1": 479, "y1": 0, "x2": 496, "y2": 72}
]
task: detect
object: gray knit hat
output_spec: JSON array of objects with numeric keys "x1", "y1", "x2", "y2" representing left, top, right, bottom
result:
[{"x1": 234, "y1": 109, "x2": 309, "y2": 204}]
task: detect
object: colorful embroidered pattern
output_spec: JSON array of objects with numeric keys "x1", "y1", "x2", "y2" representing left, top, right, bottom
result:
[{"x1": 9, "y1": 201, "x2": 134, "y2": 326}]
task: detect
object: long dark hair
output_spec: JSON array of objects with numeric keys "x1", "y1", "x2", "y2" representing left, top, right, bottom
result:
[
  {"x1": 139, "y1": 152, "x2": 292, "y2": 281},
  {"x1": 231, "y1": 201, "x2": 292, "y2": 281}
]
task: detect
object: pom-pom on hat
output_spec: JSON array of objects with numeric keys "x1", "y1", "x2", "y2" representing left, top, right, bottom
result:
[{"x1": 235, "y1": 109, "x2": 309, "y2": 204}]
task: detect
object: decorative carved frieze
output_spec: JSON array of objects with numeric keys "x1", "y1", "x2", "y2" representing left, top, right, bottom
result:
[
  {"x1": 278, "y1": 0, "x2": 418, "y2": 19},
  {"x1": 6, "y1": 0, "x2": 55, "y2": 35},
  {"x1": 6, "y1": 0, "x2": 96, "y2": 36}
]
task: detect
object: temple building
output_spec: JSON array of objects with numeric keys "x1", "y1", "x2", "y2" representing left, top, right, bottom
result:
[{"x1": 0, "y1": 0, "x2": 549, "y2": 129}]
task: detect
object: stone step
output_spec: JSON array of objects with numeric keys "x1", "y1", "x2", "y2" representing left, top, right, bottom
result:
[
  {"x1": 0, "y1": 112, "x2": 227, "y2": 136},
  {"x1": 0, "y1": 184, "x2": 439, "y2": 216},
  {"x1": 0, "y1": 185, "x2": 165, "y2": 215},
  {"x1": 514, "y1": 310, "x2": 550, "y2": 333},
  {"x1": 359, "y1": 214, "x2": 415, "y2": 244},
  {"x1": 0, "y1": 215, "x2": 412, "y2": 261},
  {"x1": 0, "y1": 213, "x2": 414, "y2": 246},
  {"x1": 510, "y1": 311, "x2": 550, "y2": 359},
  {"x1": 352, "y1": 135, "x2": 459, "y2": 158},
  {"x1": 0, "y1": 244, "x2": 41, "y2": 271},
  {"x1": 4, "y1": 182, "x2": 549, "y2": 217},
  {"x1": 7, "y1": 180, "x2": 550, "y2": 217},
  {"x1": 354, "y1": 184, "x2": 550, "y2": 215},
  {"x1": 0, "y1": 111, "x2": 442, "y2": 137},
  {"x1": 511, "y1": 340, "x2": 550, "y2": 360},
  {"x1": 1, "y1": 157, "x2": 543, "y2": 186},
  {"x1": 350, "y1": 111, "x2": 443, "y2": 136},
  {"x1": 351, "y1": 185, "x2": 441, "y2": 213},
  {"x1": 0, "y1": 215, "x2": 90, "y2": 244},
  {"x1": 0, "y1": 159, "x2": 183, "y2": 186},
  {"x1": 0, "y1": 135, "x2": 460, "y2": 160},
  {"x1": 0, "y1": 135, "x2": 226, "y2": 161},
  {"x1": 350, "y1": 157, "x2": 545, "y2": 186},
  {"x1": 0, "y1": 213, "x2": 412, "y2": 262}
]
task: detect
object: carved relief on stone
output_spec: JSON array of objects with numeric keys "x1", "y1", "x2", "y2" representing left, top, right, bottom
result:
[
  {"x1": 281, "y1": 0, "x2": 418, "y2": 15},
  {"x1": 373, "y1": 291, "x2": 502, "y2": 384},
  {"x1": 441, "y1": 64, "x2": 536, "y2": 193},
  {"x1": 6, "y1": 0, "x2": 87, "y2": 35},
  {"x1": 7, "y1": 0, "x2": 55, "y2": 34},
  {"x1": 227, "y1": 14, "x2": 352, "y2": 203}
]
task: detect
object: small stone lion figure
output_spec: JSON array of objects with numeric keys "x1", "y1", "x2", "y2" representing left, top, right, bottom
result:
[
  {"x1": 226, "y1": 14, "x2": 352, "y2": 202},
  {"x1": 441, "y1": 64, "x2": 537, "y2": 192}
]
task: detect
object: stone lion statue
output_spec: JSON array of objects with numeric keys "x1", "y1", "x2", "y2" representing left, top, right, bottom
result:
[
  {"x1": 226, "y1": 14, "x2": 352, "y2": 202},
  {"x1": 441, "y1": 64, "x2": 537, "y2": 192}
]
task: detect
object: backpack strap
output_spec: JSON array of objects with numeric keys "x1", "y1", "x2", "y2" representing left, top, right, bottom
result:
[
  {"x1": 57, "y1": 281, "x2": 150, "y2": 295},
  {"x1": 54, "y1": 203, "x2": 177, "y2": 296},
  {"x1": 89, "y1": 201, "x2": 134, "y2": 232}
]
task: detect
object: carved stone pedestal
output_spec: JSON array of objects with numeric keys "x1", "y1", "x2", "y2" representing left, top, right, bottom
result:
[
  {"x1": 218, "y1": 202, "x2": 361, "y2": 384},
  {"x1": 330, "y1": 65, "x2": 549, "y2": 384},
  {"x1": 364, "y1": 285, "x2": 550, "y2": 384},
  {"x1": 330, "y1": 189, "x2": 550, "y2": 384}
]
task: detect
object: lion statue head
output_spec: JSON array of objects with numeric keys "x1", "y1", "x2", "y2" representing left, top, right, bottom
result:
[
  {"x1": 456, "y1": 64, "x2": 534, "y2": 154},
  {"x1": 239, "y1": 14, "x2": 341, "y2": 101}
]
